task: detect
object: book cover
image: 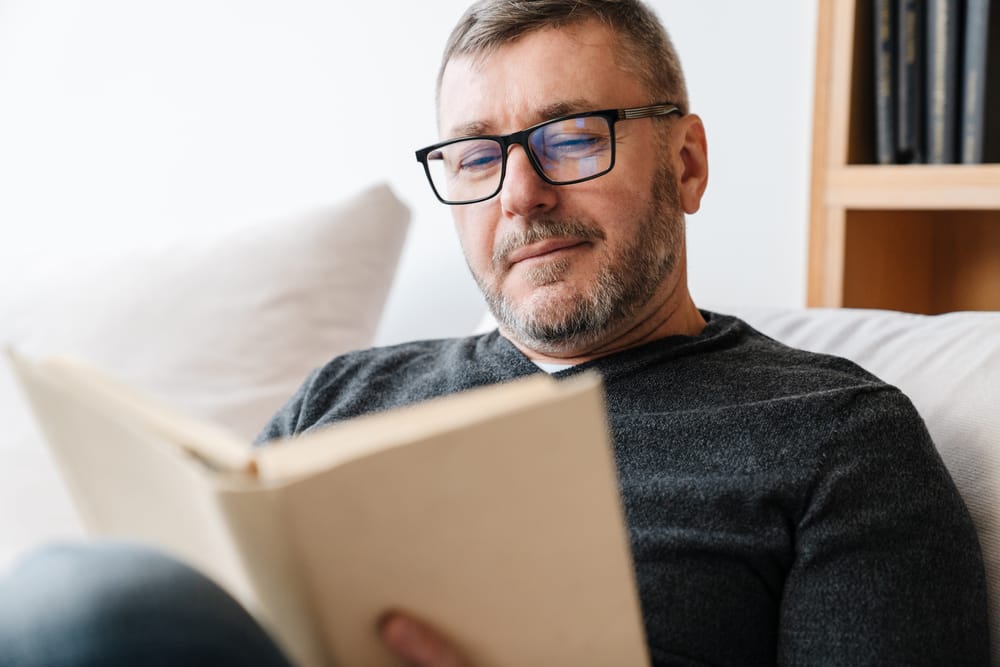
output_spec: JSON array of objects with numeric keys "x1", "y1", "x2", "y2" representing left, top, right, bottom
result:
[
  {"x1": 876, "y1": 0, "x2": 899, "y2": 164},
  {"x1": 897, "y1": 0, "x2": 926, "y2": 162},
  {"x1": 961, "y1": 0, "x2": 1000, "y2": 162},
  {"x1": 926, "y1": 0, "x2": 962, "y2": 163},
  {"x1": 7, "y1": 349, "x2": 651, "y2": 667}
]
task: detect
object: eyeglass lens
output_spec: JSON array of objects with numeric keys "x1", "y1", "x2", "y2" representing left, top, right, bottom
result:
[{"x1": 425, "y1": 115, "x2": 613, "y2": 204}]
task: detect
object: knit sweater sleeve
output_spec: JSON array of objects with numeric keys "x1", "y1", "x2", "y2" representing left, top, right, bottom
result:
[{"x1": 776, "y1": 386, "x2": 989, "y2": 665}]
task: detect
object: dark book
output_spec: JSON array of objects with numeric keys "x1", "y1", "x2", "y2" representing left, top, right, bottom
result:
[
  {"x1": 897, "y1": 0, "x2": 926, "y2": 162},
  {"x1": 926, "y1": 0, "x2": 962, "y2": 163},
  {"x1": 876, "y1": 0, "x2": 899, "y2": 164},
  {"x1": 961, "y1": 0, "x2": 1000, "y2": 162}
]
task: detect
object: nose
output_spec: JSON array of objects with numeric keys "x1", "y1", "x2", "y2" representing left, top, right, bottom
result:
[{"x1": 498, "y1": 145, "x2": 558, "y2": 218}]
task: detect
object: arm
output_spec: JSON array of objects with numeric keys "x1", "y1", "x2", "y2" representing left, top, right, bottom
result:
[{"x1": 777, "y1": 389, "x2": 989, "y2": 664}]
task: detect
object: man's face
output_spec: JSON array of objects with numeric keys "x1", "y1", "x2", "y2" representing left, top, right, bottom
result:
[{"x1": 438, "y1": 21, "x2": 687, "y2": 358}]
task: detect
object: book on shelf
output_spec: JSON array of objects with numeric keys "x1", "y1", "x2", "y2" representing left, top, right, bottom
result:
[
  {"x1": 897, "y1": 0, "x2": 926, "y2": 162},
  {"x1": 926, "y1": 0, "x2": 962, "y2": 163},
  {"x1": 6, "y1": 349, "x2": 650, "y2": 667},
  {"x1": 961, "y1": 0, "x2": 1000, "y2": 163},
  {"x1": 875, "y1": 0, "x2": 899, "y2": 164}
]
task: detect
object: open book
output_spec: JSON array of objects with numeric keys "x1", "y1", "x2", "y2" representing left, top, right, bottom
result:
[{"x1": 7, "y1": 349, "x2": 649, "y2": 667}]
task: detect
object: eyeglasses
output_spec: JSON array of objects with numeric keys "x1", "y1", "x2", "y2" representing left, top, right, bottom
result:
[{"x1": 414, "y1": 103, "x2": 682, "y2": 205}]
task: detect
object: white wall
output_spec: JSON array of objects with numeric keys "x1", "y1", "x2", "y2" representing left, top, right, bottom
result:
[{"x1": 0, "y1": 1, "x2": 817, "y2": 346}]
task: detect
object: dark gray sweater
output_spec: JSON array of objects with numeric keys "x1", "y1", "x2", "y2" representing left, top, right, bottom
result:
[{"x1": 256, "y1": 312, "x2": 989, "y2": 666}]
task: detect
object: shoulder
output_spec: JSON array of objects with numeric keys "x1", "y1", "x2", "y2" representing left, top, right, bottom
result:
[
  {"x1": 306, "y1": 330, "x2": 531, "y2": 400},
  {"x1": 707, "y1": 310, "x2": 928, "y2": 442},
  {"x1": 600, "y1": 310, "x2": 894, "y2": 404},
  {"x1": 712, "y1": 313, "x2": 945, "y2": 481},
  {"x1": 709, "y1": 310, "x2": 886, "y2": 386},
  {"x1": 257, "y1": 331, "x2": 536, "y2": 441},
  {"x1": 598, "y1": 311, "x2": 934, "y2": 471}
]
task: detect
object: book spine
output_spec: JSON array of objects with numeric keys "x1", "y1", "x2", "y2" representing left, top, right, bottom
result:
[
  {"x1": 985, "y1": 0, "x2": 1000, "y2": 161},
  {"x1": 876, "y1": 0, "x2": 899, "y2": 164},
  {"x1": 897, "y1": 0, "x2": 926, "y2": 162},
  {"x1": 926, "y1": 0, "x2": 961, "y2": 163},
  {"x1": 961, "y1": 0, "x2": 995, "y2": 162}
]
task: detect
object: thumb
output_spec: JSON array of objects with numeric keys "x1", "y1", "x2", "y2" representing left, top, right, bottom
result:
[{"x1": 378, "y1": 611, "x2": 469, "y2": 667}]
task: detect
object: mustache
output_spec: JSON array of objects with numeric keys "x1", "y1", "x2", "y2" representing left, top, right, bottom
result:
[{"x1": 492, "y1": 218, "x2": 606, "y2": 266}]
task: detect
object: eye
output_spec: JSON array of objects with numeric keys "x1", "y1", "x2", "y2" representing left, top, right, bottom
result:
[
  {"x1": 440, "y1": 140, "x2": 502, "y2": 176},
  {"x1": 543, "y1": 133, "x2": 608, "y2": 158},
  {"x1": 531, "y1": 118, "x2": 611, "y2": 165},
  {"x1": 459, "y1": 148, "x2": 501, "y2": 172}
]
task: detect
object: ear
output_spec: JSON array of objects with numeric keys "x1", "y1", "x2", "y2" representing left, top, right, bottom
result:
[{"x1": 671, "y1": 114, "x2": 709, "y2": 214}]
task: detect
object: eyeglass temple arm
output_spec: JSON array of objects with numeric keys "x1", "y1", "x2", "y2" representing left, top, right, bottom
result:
[{"x1": 618, "y1": 104, "x2": 682, "y2": 120}]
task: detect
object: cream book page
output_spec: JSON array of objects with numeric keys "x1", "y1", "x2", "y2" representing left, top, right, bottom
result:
[
  {"x1": 7, "y1": 349, "x2": 327, "y2": 667},
  {"x1": 7, "y1": 349, "x2": 255, "y2": 591},
  {"x1": 34, "y1": 354, "x2": 255, "y2": 474}
]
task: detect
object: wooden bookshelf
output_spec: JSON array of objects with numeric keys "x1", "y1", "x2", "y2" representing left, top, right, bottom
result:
[{"x1": 808, "y1": 0, "x2": 1000, "y2": 313}]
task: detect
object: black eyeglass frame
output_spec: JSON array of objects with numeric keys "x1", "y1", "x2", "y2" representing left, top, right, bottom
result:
[{"x1": 414, "y1": 102, "x2": 683, "y2": 205}]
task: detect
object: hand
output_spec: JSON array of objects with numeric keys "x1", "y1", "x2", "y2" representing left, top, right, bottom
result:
[{"x1": 378, "y1": 610, "x2": 470, "y2": 667}]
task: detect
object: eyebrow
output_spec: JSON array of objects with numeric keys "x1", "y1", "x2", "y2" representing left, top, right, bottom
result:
[{"x1": 446, "y1": 97, "x2": 595, "y2": 139}]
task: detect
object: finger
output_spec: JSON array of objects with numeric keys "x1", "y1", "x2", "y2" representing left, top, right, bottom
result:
[{"x1": 378, "y1": 611, "x2": 468, "y2": 667}]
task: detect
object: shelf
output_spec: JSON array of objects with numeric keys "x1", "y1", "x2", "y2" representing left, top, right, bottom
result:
[
  {"x1": 825, "y1": 165, "x2": 1000, "y2": 209},
  {"x1": 842, "y1": 210, "x2": 1000, "y2": 313},
  {"x1": 809, "y1": 0, "x2": 1000, "y2": 313}
]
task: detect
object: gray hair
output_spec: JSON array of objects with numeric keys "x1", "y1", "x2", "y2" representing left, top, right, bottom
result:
[{"x1": 438, "y1": 0, "x2": 689, "y2": 113}]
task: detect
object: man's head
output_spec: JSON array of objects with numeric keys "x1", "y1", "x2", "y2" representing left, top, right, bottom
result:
[
  {"x1": 426, "y1": 0, "x2": 709, "y2": 363},
  {"x1": 438, "y1": 0, "x2": 689, "y2": 117}
]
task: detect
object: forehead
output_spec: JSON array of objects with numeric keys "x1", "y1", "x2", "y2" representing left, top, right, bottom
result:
[{"x1": 438, "y1": 21, "x2": 647, "y2": 139}]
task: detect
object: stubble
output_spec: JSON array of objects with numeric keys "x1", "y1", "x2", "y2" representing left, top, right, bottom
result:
[{"x1": 474, "y1": 159, "x2": 685, "y2": 355}]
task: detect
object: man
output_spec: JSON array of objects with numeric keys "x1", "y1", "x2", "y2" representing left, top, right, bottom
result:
[{"x1": 0, "y1": 1, "x2": 989, "y2": 665}]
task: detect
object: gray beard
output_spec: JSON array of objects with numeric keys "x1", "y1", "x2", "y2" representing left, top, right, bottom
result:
[{"x1": 473, "y1": 165, "x2": 684, "y2": 355}]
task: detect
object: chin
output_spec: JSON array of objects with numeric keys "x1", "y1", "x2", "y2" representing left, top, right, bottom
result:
[
  {"x1": 517, "y1": 284, "x2": 586, "y2": 319},
  {"x1": 495, "y1": 290, "x2": 617, "y2": 354}
]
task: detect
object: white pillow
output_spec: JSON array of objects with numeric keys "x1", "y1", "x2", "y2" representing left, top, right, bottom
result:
[{"x1": 0, "y1": 182, "x2": 410, "y2": 568}]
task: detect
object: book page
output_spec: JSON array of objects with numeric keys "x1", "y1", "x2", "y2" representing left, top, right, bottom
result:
[
  {"x1": 37, "y1": 354, "x2": 255, "y2": 474},
  {"x1": 8, "y1": 349, "x2": 330, "y2": 666},
  {"x1": 8, "y1": 349, "x2": 253, "y2": 590}
]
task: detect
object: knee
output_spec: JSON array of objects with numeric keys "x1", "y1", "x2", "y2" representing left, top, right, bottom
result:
[
  {"x1": 0, "y1": 541, "x2": 291, "y2": 666},
  {"x1": 0, "y1": 540, "x2": 221, "y2": 623}
]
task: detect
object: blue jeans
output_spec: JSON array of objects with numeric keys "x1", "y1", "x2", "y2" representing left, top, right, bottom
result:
[{"x1": 0, "y1": 541, "x2": 294, "y2": 666}]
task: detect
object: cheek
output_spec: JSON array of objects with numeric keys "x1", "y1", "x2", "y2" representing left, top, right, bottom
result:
[
  {"x1": 577, "y1": 190, "x2": 652, "y2": 253},
  {"x1": 453, "y1": 209, "x2": 497, "y2": 271}
]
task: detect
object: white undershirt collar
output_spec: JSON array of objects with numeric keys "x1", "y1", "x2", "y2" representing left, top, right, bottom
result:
[{"x1": 531, "y1": 360, "x2": 576, "y2": 374}]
